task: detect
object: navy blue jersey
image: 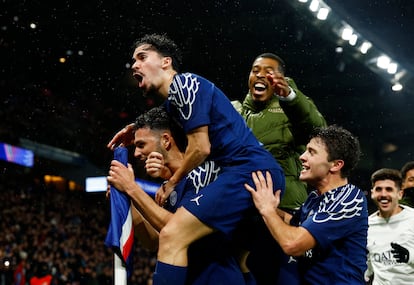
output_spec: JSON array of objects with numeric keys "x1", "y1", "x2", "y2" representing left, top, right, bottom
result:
[
  {"x1": 165, "y1": 161, "x2": 245, "y2": 285},
  {"x1": 164, "y1": 73, "x2": 279, "y2": 170},
  {"x1": 292, "y1": 184, "x2": 368, "y2": 284},
  {"x1": 162, "y1": 73, "x2": 285, "y2": 285},
  {"x1": 164, "y1": 73, "x2": 285, "y2": 239},
  {"x1": 165, "y1": 160, "x2": 221, "y2": 212}
]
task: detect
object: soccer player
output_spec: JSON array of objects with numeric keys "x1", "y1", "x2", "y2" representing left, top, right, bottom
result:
[
  {"x1": 232, "y1": 52, "x2": 326, "y2": 285},
  {"x1": 245, "y1": 125, "x2": 368, "y2": 284},
  {"x1": 108, "y1": 106, "x2": 249, "y2": 284},
  {"x1": 107, "y1": 34, "x2": 285, "y2": 284}
]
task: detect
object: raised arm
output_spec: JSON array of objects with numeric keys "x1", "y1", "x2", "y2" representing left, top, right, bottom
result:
[
  {"x1": 106, "y1": 123, "x2": 135, "y2": 150},
  {"x1": 155, "y1": 125, "x2": 210, "y2": 205},
  {"x1": 279, "y1": 77, "x2": 327, "y2": 145}
]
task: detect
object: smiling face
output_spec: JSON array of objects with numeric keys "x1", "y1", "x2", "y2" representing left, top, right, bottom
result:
[
  {"x1": 371, "y1": 179, "x2": 403, "y2": 218},
  {"x1": 133, "y1": 127, "x2": 163, "y2": 161},
  {"x1": 248, "y1": 57, "x2": 281, "y2": 102},
  {"x1": 299, "y1": 137, "x2": 333, "y2": 186}
]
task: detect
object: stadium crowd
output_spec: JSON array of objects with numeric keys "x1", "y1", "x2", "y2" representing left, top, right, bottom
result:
[{"x1": 0, "y1": 166, "x2": 156, "y2": 285}]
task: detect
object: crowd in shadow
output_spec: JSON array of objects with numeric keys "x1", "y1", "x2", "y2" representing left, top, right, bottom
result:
[{"x1": 0, "y1": 165, "x2": 156, "y2": 285}]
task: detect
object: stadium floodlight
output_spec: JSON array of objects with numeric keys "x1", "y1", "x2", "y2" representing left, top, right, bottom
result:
[
  {"x1": 341, "y1": 27, "x2": 353, "y2": 41},
  {"x1": 317, "y1": 7, "x2": 330, "y2": 20},
  {"x1": 377, "y1": 55, "x2": 391, "y2": 69},
  {"x1": 392, "y1": 83, "x2": 403, "y2": 92},
  {"x1": 309, "y1": 0, "x2": 319, "y2": 12},
  {"x1": 387, "y1": 62, "x2": 398, "y2": 74},
  {"x1": 349, "y1": 34, "x2": 358, "y2": 46},
  {"x1": 359, "y1": 41, "x2": 372, "y2": 54}
]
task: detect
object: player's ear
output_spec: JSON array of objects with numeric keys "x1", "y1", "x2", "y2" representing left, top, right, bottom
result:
[
  {"x1": 162, "y1": 56, "x2": 172, "y2": 68},
  {"x1": 330, "y1": 159, "x2": 344, "y2": 173},
  {"x1": 398, "y1": 188, "x2": 404, "y2": 200},
  {"x1": 162, "y1": 133, "x2": 172, "y2": 150},
  {"x1": 370, "y1": 188, "x2": 375, "y2": 200}
]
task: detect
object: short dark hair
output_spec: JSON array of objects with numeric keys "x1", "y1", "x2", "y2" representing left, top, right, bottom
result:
[
  {"x1": 370, "y1": 168, "x2": 402, "y2": 189},
  {"x1": 134, "y1": 106, "x2": 187, "y2": 152},
  {"x1": 311, "y1": 125, "x2": 361, "y2": 178},
  {"x1": 400, "y1": 161, "x2": 414, "y2": 180},
  {"x1": 255, "y1": 53, "x2": 286, "y2": 74},
  {"x1": 134, "y1": 33, "x2": 183, "y2": 72}
]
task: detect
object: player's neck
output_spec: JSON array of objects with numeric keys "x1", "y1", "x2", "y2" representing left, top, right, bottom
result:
[
  {"x1": 378, "y1": 205, "x2": 403, "y2": 219},
  {"x1": 159, "y1": 70, "x2": 177, "y2": 98},
  {"x1": 316, "y1": 175, "x2": 348, "y2": 194},
  {"x1": 165, "y1": 149, "x2": 184, "y2": 173}
]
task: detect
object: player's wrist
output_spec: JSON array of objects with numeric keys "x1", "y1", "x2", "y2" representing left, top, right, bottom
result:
[
  {"x1": 162, "y1": 179, "x2": 176, "y2": 191},
  {"x1": 125, "y1": 182, "x2": 137, "y2": 195},
  {"x1": 166, "y1": 176, "x2": 179, "y2": 187},
  {"x1": 260, "y1": 205, "x2": 277, "y2": 218}
]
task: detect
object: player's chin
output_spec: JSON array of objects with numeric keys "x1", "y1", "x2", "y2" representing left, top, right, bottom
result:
[
  {"x1": 251, "y1": 94, "x2": 267, "y2": 102},
  {"x1": 299, "y1": 171, "x2": 311, "y2": 183}
]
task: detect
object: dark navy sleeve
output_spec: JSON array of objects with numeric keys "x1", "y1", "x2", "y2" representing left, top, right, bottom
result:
[{"x1": 167, "y1": 73, "x2": 213, "y2": 133}]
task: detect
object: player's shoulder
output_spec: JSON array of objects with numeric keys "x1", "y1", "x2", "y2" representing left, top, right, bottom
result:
[
  {"x1": 400, "y1": 204, "x2": 414, "y2": 217},
  {"x1": 368, "y1": 211, "x2": 380, "y2": 222},
  {"x1": 334, "y1": 184, "x2": 364, "y2": 199},
  {"x1": 401, "y1": 204, "x2": 414, "y2": 210}
]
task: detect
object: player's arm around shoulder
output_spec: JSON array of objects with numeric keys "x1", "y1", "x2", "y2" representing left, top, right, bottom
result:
[{"x1": 245, "y1": 170, "x2": 316, "y2": 256}]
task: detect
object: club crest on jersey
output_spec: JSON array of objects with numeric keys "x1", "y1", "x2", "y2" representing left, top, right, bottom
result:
[{"x1": 169, "y1": 191, "x2": 178, "y2": 207}]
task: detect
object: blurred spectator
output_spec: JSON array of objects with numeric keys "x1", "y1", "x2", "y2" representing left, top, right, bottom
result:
[
  {"x1": 401, "y1": 161, "x2": 414, "y2": 207},
  {"x1": 366, "y1": 168, "x2": 414, "y2": 284},
  {"x1": 13, "y1": 251, "x2": 27, "y2": 285},
  {"x1": 29, "y1": 262, "x2": 53, "y2": 285}
]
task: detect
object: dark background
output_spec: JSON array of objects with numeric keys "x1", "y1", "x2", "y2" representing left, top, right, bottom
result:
[{"x1": 1, "y1": 0, "x2": 413, "y2": 191}]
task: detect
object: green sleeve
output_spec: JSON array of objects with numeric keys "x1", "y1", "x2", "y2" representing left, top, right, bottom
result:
[{"x1": 281, "y1": 77, "x2": 327, "y2": 145}]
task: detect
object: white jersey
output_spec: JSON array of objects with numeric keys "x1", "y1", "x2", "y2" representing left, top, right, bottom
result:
[{"x1": 366, "y1": 205, "x2": 414, "y2": 284}]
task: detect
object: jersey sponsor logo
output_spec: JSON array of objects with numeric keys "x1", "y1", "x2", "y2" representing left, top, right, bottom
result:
[
  {"x1": 371, "y1": 250, "x2": 398, "y2": 266},
  {"x1": 313, "y1": 184, "x2": 364, "y2": 223},
  {"x1": 169, "y1": 73, "x2": 199, "y2": 120}
]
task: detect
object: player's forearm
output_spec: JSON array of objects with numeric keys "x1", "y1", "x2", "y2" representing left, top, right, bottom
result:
[
  {"x1": 132, "y1": 207, "x2": 159, "y2": 251},
  {"x1": 281, "y1": 91, "x2": 326, "y2": 131},
  {"x1": 171, "y1": 152, "x2": 208, "y2": 185},
  {"x1": 169, "y1": 137, "x2": 210, "y2": 186},
  {"x1": 127, "y1": 184, "x2": 173, "y2": 231},
  {"x1": 261, "y1": 208, "x2": 312, "y2": 256},
  {"x1": 276, "y1": 208, "x2": 292, "y2": 224}
]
